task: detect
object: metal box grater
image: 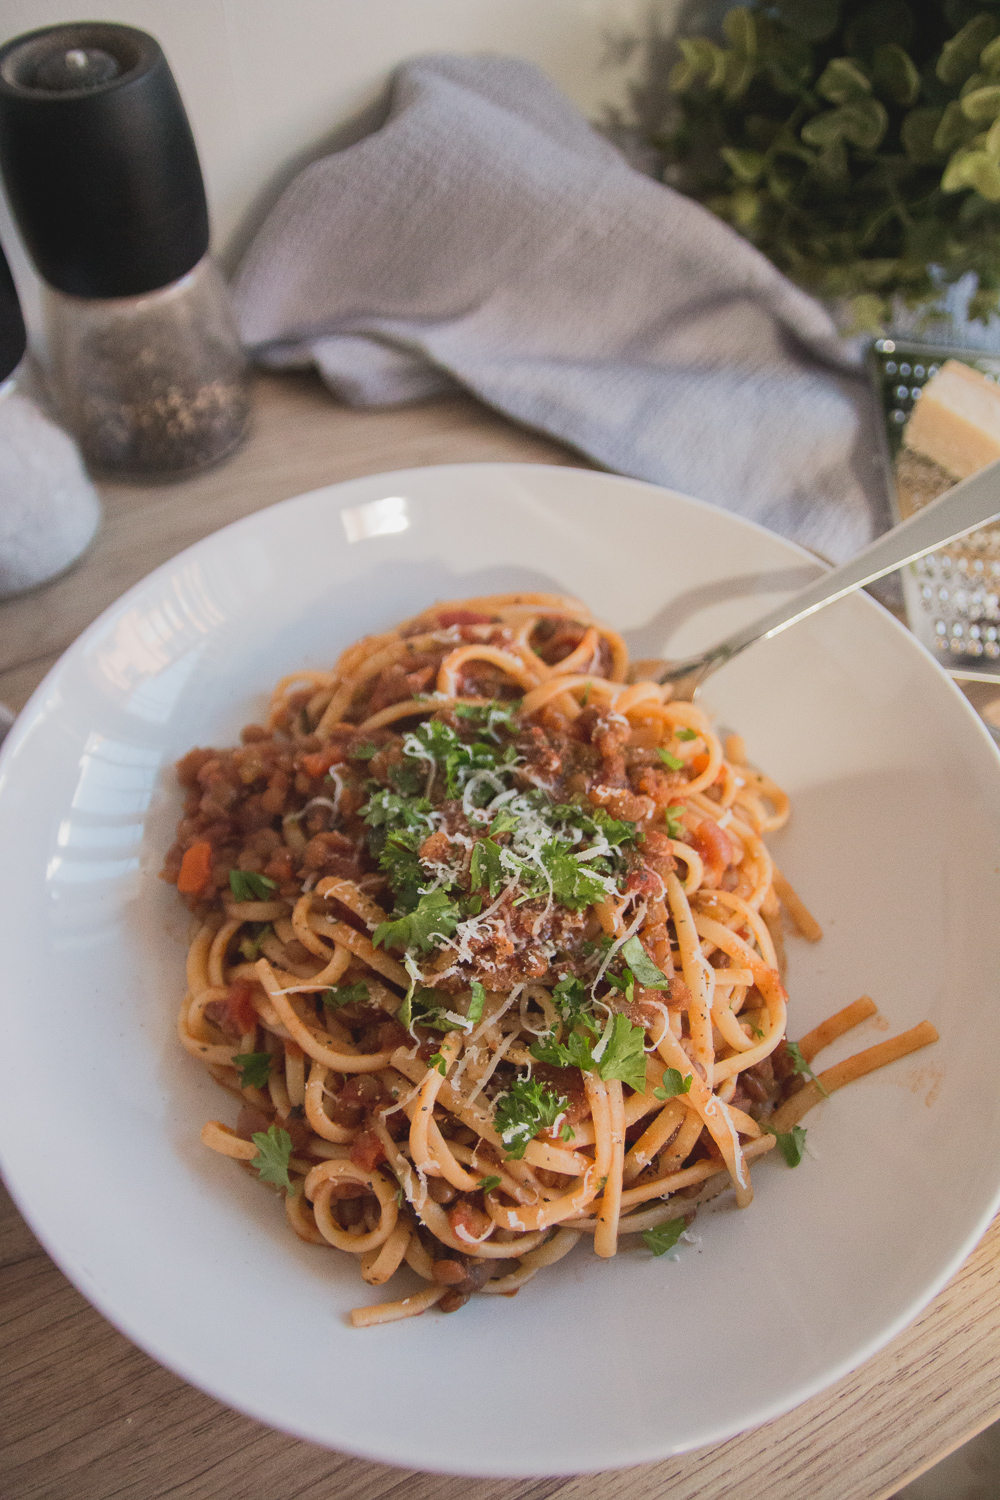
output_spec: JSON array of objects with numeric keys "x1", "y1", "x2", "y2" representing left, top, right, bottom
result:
[{"x1": 869, "y1": 337, "x2": 1000, "y2": 681}]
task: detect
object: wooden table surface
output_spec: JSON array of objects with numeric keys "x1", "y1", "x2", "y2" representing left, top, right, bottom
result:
[{"x1": 2, "y1": 372, "x2": 999, "y2": 1500}]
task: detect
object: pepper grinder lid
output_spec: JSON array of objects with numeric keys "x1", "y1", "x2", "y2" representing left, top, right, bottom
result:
[
  {"x1": 0, "y1": 22, "x2": 209, "y2": 299},
  {"x1": 0, "y1": 243, "x2": 26, "y2": 383}
]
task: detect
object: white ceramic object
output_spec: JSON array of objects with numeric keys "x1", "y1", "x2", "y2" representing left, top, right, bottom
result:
[{"x1": 1, "y1": 462, "x2": 998, "y2": 1477}]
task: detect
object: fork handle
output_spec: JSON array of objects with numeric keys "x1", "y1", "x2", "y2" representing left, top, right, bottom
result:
[{"x1": 680, "y1": 456, "x2": 1000, "y2": 680}]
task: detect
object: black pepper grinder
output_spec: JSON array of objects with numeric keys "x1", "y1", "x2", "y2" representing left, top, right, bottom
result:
[{"x1": 0, "y1": 22, "x2": 250, "y2": 478}]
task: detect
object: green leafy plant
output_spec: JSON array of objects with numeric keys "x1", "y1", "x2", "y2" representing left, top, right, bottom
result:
[{"x1": 655, "y1": 1, "x2": 1000, "y2": 329}]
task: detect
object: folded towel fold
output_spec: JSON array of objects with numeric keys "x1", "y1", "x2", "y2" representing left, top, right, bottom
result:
[{"x1": 233, "y1": 53, "x2": 889, "y2": 563}]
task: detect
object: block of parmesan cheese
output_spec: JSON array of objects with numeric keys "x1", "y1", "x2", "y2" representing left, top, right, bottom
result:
[{"x1": 903, "y1": 358, "x2": 1000, "y2": 480}]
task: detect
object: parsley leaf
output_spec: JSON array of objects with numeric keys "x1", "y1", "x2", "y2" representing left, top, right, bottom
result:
[
  {"x1": 386, "y1": 758, "x2": 425, "y2": 795},
  {"x1": 233, "y1": 1051, "x2": 273, "y2": 1090},
  {"x1": 493, "y1": 1076, "x2": 569, "y2": 1159},
  {"x1": 488, "y1": 807, "x2": 519, "y2": 838},
  {"x1": 785, "y1": 1040, "x2": 830, "y2": 1098},
  {"x1": 530, "y1": 1027, "x2": 598, "y2": 1072},
  {"x1": 676, "y1": 728, "x2": 698, "y2": 741},
  {"x1": 653, "y1": 1067, "x2": 693, "y2": 1099},
  {"x1": 362, "y1": 787, "x2": 434, "y2": 832},
  {"x1": 467, "y1": 980, "x2": 486, "y2": 1026},
  {"x1": 643, "y1": 1218, "x2": 687, "y2": 1256},
  {"x1": 619, "y1": 935, "x2": 671, "y2": 991},
  {"x1": 398, "y1": 985, "x2": 466, "y2": 1033},
  {"x1": 470, "y1": 837, "x2": 504, "y2": 896},
  {"x1": 551, "y1": 973, "x2": 592, "y2": 1024},
  {"x1": 428, "y1": 1052, "x2": 447, "y2": 1076},
  {"x1": 664, "y1": 805, "x2": 686, "y2": 840},
  {"x1": 373, "y1": 890, "x2": 461, "y2": 953},
  {"x1": 453, "y1": 700, "x2": 521, "y2": 740},
  {"x1": 768, "y1": 1124, "x2": 808, "y2": 1167},
  {"x1": 322, "y1": 981, "x2": 369, "y2": 1009},
  {"x1": 238, "y1": 923, "x2": 272, "y2": 962},
  {"x1": 351, "y1": 742, "x2": 378, "y2": 760},
  {"x1": 595, "y1": 1013, "x2": 648, "y2": 1093},
  {"x1": 478, "y1": 1174, "x2": 502, "y2": 1192},
  {"x1": 229, "y1": 870, "x2": 278, "y2": 902},
  {"x1": 251, "y1": 1124, "x2": 295, "y2": 1189},
  {"x1": 542, "y1": 845, "x2": 613, "y2": 909},
  {"x1": 657, "y1": 747, "x2": 685, "y2": 771}
]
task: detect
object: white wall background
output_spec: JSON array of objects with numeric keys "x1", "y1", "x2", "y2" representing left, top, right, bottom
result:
[{"x1": 0, "y1": 0, "x2": 680, "y2": 335}]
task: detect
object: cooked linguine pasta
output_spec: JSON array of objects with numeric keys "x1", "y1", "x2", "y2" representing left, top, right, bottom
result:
[{"x1": 163, "y1": 591, "x2": 937, "y2": 1325}]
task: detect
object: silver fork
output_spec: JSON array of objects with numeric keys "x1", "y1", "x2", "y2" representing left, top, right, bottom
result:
[{"x1": 645, "y1": 458, "x2": 1000, "y2": 699}]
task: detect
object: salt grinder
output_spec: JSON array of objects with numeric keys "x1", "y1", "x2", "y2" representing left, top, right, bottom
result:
[
  {"x1": 0, "y1": 243, "x2": 99, "y2": 598},
  {"x1": 0, "y1": 22, "x2": 250, "y2": 478}
]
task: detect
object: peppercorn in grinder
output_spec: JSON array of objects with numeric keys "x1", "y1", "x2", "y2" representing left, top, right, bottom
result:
[{"x1": 0, "y1": 22, "x2": 250, "y2": 478}]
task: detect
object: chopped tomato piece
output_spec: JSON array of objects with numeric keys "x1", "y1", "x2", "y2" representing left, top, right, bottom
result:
[
  {"x1": 691, "y1": 819, "x2": 737, "y2": 884},
  {"x1": 349, "y1": 1130, "x2": 387, "y2": 1172},
  {"x1": 176, "y1": 840, "x2": 213, "y2": 895},
  {"x1": 226, "y1": 980, "x2": 258, "y2": 1036},
  {"x1": 436, "y1": 609, "x2": 493, "y2": 627}
]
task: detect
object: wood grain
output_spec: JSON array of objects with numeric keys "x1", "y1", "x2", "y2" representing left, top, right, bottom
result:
[{"x1": 1, "y1": 373, "x2": 998, "y2": 1499}]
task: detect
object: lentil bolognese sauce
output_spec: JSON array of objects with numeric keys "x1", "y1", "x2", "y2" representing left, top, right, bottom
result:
[{"x1": 163, "y1": 591, "x2": 938, "y2": 1326}]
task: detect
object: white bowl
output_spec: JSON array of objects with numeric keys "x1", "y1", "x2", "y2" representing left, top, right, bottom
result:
[{"x1": 1, "y1": 462, "x2": 998, "y2": 1476}]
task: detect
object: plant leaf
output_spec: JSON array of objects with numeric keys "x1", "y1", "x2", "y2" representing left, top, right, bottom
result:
[
  {"x1": 722, "y1": 6, "x2": 756, "y2": 56},
  {"x1": 871, "y1": 44, "x2": 920, "y2": 107},
  {"x1": 934, "y1": 99, "x2": 978, "y2": 154},
  {"x1": 816, "y1": 57, "x2": 871, "y2": 105},
  {"x1": 802, "y1": 99, "x2": 887, "y2": 150},
  {"x1": 937, "y1": 15, "x2": 999, "y2": 89},
  {"x1": 720, "y1": 146, "x2": 766, "y2": 184},
  {"x1": 962, "y1": 86, "x2": 1000, "y2": 126}
]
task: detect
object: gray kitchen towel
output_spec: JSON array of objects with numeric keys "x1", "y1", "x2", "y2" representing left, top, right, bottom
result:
[{"x1": 233, "y1": 53, "x2": 888, "y2": 563}]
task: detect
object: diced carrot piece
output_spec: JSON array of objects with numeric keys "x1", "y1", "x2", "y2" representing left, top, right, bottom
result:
[
  {"x1": 301, "y1": 750, "x2": 337, "y2": 779},
  {"x1": 177, "y1": 840, "x2": 213, "y2": 895}
]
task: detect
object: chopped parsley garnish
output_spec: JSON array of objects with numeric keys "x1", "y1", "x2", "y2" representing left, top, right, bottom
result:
[
  {"x1": 398, "y1": 984, "x2": 467, "y2": 1033},
  {"x1": 488, "y1": 807, "x2": 519, "y2": 838},
  {"x1": 251, "y1": 1124, "x2": 295, "y2": 1189},
  {"x1": 470, "y1": 837, "x2": 504, "y2": 896},
  {"x1": 531, "y1": 1006, "x2": 648, "y2": 1094},
  {"x1": 541, "y1": 846, "x2": 616, "y2": 909},
  {"x1": 676, "y1": 728, "x2": 698, "y2": 741},
  {"x1": 478, "y1": 1175, "x2": 502, "y2": 1193},
  {"x1": 664, "y1": 805, "x2": 686, "y2": 840},
  {"x1": 619, "y1": 935, "x2": 671, "y2": 991},
  {"x1": 322, "y1": 981, "x2": 370, "y2": 1009},
  {"x1": 643, "y1": 1218, "x2": 687, "y2": 1256},
  {"x1": 232, "y1": 1051, "x2": 273, "y2": 1090},
  {"x1": 593, "y1": 1013, "x2": 648, "y2": 1094},
  {"x1": 453, "y1": 700, "x2": 521, "y2": 740},
  {"x1": 238, "y1": 923, "x2": 272, "y2": 962},
  {"x1": 363, "y1": 787, "x2": 435, "y2": 833},
  {"x1": 493, "y1": 1076, "x2": 569, "y2": 1159},
  {"x1": 657, "y1": 747, "x2": 685, "y2": 771},
  {"x1": 768, "y1": 1124, "x2": 808, "y2": 1167},
  {"x1": 785, "y1": 1040, "x2": 830, "y2": 1098},
  {"x1": 467, "y1": 980, "x2": 486, "y2": 1027},
  {"x1": 428, "y1": 1052, "x2": 447, "y2": 1076},
  {"x1": 351, "y1": 742, "x2": 379, "y2": 760},
  {"x1": 654, "y1": 1067, "x2": 693, "y2": 1099},
  {"x1": 229, "y1": 869, "x2": 278, "y2": 902},
  {"x1": 373, "y1": 890, "x2": 461, "y2": 952}
]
